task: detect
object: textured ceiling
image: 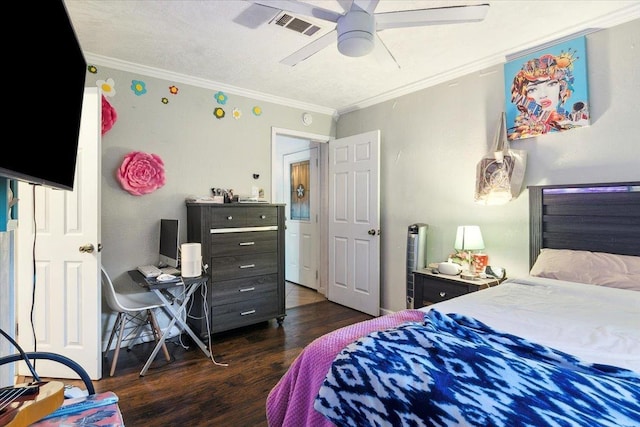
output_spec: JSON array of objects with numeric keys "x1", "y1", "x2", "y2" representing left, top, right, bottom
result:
[{"x1": 64, "y1": 0, "x2": 640, "y2": 114}]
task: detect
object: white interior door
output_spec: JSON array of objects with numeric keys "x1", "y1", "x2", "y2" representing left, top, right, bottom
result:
[
  {"x1": 283, "y1": 148, "x2": 319, "y2": 289},
  {"x1": 16, "y1": 88, "x2": 102, "y2": 379},
  {"x1": 328, "y1": 130, "x2": 380, "y2": 316}
]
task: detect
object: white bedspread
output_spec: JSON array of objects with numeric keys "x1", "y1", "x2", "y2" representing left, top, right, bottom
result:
[{"x1": 422, "y1": 276, "x2": 640, "y2": 373}]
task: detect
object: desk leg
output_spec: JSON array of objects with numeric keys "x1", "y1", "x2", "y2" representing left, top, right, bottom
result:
[
  {"x1": 139, "y1": 303, "x2": 178, "y2": 376},
  {"x1": 139, "y1": 280, "x2": 211, "y2": 376},
  {"x1": 156, "y1": 283, "x2": 211, "y2": 357}
]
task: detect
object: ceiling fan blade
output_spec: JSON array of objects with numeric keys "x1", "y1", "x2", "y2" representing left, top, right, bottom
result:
[
  {"x1": 375, "y1": 4, "x2": 489, "y2": 30},
  {"x1": 280, "y1": 29, "x2": 338, "y2": 66},
  {"x1": 247, "y1": 0, "x2": 343, "y2": 23},
  {"x1": 372, "y1": 33, "x2": 400, "y2": 71},
  {"x1": 352, "y1": 0, "x2": 380, "y2": 14}
]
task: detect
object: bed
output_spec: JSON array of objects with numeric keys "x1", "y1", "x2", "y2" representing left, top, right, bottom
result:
[{"x1": 266, "y1": 181, "x2": 640, "y2": 427}]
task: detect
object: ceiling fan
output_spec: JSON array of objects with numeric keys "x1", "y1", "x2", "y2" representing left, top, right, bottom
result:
[{"x1": 249, "y1": 0, "x2": 490, "y2": 67}]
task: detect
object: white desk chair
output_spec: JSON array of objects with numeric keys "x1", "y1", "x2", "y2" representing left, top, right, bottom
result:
[{"x1": 101, "y1": 267, "x2": 171, "y2": 376}]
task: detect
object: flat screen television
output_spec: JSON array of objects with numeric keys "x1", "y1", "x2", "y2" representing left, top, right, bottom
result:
[
  {"x1": 159, "y1": 219, "x2": 180, "y2": 268},
  {"x1": 0, "y1": 0, "x2": 86, "y2": 191}
]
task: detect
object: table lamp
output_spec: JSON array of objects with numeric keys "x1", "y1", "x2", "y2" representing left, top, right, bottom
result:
[{"x1": 454, "y1": 225, "x2": 485, "y2": 275}]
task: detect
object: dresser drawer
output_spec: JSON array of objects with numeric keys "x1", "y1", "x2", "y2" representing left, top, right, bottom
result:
[
  {"x1": 210, "y1": 252, "x2": 277, "y2": 281},
  {"x1": 245, "y1": 206, "x2": 278, "y2": 227},
  {"x1": 210, "y1": 231, "x2": 277, "y2": 257},
  {"x1": 210, "y1": 291, "x2": 279, "y2": 333},
  {"x1": 209, "y1": 274, "x2": 278, "y2": 306},
  {"x1": 208, "y1": 207, "x2": 247, "y2": 228},
  {"x1": 208, "y1": 206, "x2": 278, "y2": 229},
  {"x1": 421, "y1": 279, "x2": 468, "y2": 303}
]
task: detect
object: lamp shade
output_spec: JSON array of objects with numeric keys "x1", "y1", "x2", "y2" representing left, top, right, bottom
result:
[{"x1": 454, "y1": 225, "x2": 484, "y2": 251}]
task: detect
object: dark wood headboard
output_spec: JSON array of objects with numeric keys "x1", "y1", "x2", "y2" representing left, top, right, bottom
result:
[{"x1": 529, "y1": 181, "x2": 640, "y2": 268}]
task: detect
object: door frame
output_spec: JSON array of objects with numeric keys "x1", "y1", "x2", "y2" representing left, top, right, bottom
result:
[
  {"x1": 283, "y1": 147, "x2": 319, "y2": 290},
  {"x1": 271, "y1": 127, "x2": 331, "y2": 296}
]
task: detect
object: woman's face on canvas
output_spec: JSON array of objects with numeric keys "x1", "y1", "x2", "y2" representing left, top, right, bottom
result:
[{"x1": 526, "y1": 78, "x2": 561, "y2": 111}]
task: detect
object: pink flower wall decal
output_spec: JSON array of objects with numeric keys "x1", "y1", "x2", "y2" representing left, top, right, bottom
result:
[
  {"x1": 102, "y1": 95, "x2": 118, "y2": 135},
  {"x1": 117, "y1": 151, "x2": 166, "y2": 196}
]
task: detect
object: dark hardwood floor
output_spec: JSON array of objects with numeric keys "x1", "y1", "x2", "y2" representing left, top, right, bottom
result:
[{"x1": 33, "y1": 300, "x2": 372, "y2": 426}]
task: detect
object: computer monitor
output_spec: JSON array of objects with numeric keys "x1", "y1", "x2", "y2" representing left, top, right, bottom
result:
[{"x1": 159, "y1": 219, "x2": 180, "y2": 268}]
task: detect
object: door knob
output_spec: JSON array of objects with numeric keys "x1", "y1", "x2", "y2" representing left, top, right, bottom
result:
[
  {"x1": 79, "y1": 243, "x2": 95, "y2": 253},
  {"x1": 368, "y1": 229, "x2": 375, "y2": 235}
]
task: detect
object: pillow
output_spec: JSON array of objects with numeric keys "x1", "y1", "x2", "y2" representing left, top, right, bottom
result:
[{"x1": 530, "y1": 249, "x2": 640, "y2": 291}]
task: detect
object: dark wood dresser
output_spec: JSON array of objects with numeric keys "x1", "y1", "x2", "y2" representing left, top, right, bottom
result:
[{"x1": 185, "y1": 202, "x2": 286, "y2": 337}]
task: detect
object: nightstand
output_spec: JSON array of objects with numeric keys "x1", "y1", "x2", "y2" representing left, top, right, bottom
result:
[{"x1": 413, "y1": 268, "x2": 504, "y2": 307}]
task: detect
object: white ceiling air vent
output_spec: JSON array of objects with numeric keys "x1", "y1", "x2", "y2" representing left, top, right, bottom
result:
[{"x1": 271, "y1": 12, "x2": 321, "y2": 36}]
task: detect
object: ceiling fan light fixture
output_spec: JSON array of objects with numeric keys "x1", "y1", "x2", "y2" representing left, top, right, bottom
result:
[
  {"x1": 338, "y1": 33, "x2": 374, "y2": 57},
  {"x1": 337, "y1": 10, "x2": 375, "y2": 57},
  {"x1": 255, "y1": 0, "x2": 490, "y2": 66}
]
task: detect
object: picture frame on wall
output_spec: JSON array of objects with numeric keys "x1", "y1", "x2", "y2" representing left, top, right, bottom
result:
[{"x1": 504, "y1": 36, "x2": 590, "y2": 141}]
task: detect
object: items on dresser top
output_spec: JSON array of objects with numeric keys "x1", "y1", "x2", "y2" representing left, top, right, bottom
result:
[{"x1": 186, "y1": 203, "x2": 286, "y2": 336}]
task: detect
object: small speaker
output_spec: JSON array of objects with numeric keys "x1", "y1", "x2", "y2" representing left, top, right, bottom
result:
[
  {"x1": 181, "y1": 243, "x2": 202, "y2": 278},
  {"x1": 438, "y1": 262, "x2": 462, "y2": 276}
]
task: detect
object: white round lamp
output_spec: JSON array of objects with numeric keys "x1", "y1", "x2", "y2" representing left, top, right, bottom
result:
[{"x1": 337, "y1": 10, "x2": 375, "y2": 57}]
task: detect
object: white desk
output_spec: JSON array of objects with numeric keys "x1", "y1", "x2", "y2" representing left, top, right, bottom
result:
[{"x1": 128, "y1": 271, "x2": 211, "y2": 376}]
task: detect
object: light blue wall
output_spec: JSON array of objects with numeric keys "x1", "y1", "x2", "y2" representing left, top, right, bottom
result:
[{"x1": 337, "y1": 19, "x2": 640, "y2": 311}]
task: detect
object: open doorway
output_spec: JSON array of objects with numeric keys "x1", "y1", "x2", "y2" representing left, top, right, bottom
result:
[
  {"x1": 271, "y1": 127, "x2": 330, "y2": 296},
  {"x1": 272, "y1": 127, "x2": 382, "y2": 316},
  {"x1": 283, "y1": 147, "x2": 319, "y2": 289}
]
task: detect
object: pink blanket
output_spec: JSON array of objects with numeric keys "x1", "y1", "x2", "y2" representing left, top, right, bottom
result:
[{"x1": 266, "y1": 309, "x2": 426, "y2": 427}]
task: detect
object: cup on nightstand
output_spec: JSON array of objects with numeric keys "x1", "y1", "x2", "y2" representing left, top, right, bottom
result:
[{"x1": 472, "y1": 253, "x2": 488, "y2": 274}]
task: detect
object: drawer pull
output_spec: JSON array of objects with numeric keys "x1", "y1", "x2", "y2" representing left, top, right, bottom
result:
[
  {"x1": 260, "y1": 215, "x2": 266, "y2": 219},
  {"x1": 226, "y1": 215, "x2": 233, "y2": 220},
  {"x1": 239, "y1": 287, "x2": 255, "y2": 292},
  {"x1": 239, "y1": 242, "x2": 255, "y2": 246},
  {"x1": 439, "y1": 292, "x2": 447, "y2": 298},
  {"x1": 239, "y1": 264, "x2": 256, "y2": 269},
  {"x1": 240, "y1": 309, "x2": 256, "y2": 316}
]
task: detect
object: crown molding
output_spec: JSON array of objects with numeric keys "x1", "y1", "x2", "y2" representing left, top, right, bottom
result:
[
  {"x1": 337, "y1": 4, "x2": 640, "y2": 115},
  {"x1": 84, "y1": 53, "x2": 337, "y2": 117},
  {"x1": 85, "y1": 4, "x2": 639, "y2": 118},
  {"x1": 337, "y1": 54, "x2": 504, "y2": 115}
]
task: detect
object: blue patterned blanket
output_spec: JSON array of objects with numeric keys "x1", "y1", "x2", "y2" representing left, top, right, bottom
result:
[{"x1": 314, "y1": 309, "x2": 640, "y2": 427}]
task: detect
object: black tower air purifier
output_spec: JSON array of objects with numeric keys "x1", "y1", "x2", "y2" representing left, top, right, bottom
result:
[{"x1": 406, "y1": 223, "x2": 428, "y2": 308}]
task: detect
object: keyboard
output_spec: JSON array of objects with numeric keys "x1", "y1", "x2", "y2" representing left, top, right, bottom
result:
[
  {"x1": 137, "y1": 265, "x2": 162, "y2": 278},
  {"x1": 160, "y1": 266, "x2": 181, "y2": 276}
]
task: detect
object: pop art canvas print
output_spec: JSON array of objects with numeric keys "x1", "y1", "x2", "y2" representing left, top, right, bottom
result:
[{"x1": 504, "y1": 36, "x2": 590, "y2": 141}]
